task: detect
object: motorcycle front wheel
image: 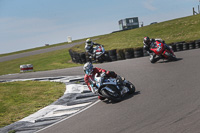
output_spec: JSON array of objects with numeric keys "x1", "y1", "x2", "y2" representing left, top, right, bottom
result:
[
  {"x1": 100, "y1": 86, "x2": 122, "y2": 102},
  {"x1": 150, "y1": 54, "x2": 157, "y2": 63},
  {"x1": 126, "y1": 81, "x2": 135, "y2": 94}
]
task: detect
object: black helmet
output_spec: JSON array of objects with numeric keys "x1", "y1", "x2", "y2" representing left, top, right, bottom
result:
[{"x1": 144, "y1": 36, "x2": 151, "y2": 46}]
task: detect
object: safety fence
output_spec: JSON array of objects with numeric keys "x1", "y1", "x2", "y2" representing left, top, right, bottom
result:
[{"x1": 69, "y1": 40, "x2": 200, "y2": 64}]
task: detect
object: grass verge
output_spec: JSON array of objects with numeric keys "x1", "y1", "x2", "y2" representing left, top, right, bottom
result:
[
  {"x1": 0, "y1": 81, "x2": 66, "y2": 128},
  {"x1": 71, "y1": 14, "x2": 200, "y2": 52},
  {"x1": 1, "y1": 15, "x2": 200, "y2": 76},
  {"x1": 0, "y1": 48, "x2": 82, "y2": 75}
]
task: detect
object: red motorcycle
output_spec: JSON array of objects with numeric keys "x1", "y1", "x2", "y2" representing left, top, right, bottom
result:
[{"x1": 150, "y1": 41, "x2": 177, "y2": 63}]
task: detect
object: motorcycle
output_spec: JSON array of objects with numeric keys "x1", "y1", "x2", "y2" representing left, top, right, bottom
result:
[
  {"x1": 90, "y1": 73, "x2": 135, "y2": 102},
  {"x1": 87, "y1": 45, "x2": 108, "y2": 63},
  {"x1": 149, "y1": 41, "x2": 177, "y2": 63}
]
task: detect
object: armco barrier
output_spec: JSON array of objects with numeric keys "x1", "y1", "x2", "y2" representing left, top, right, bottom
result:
[{"x1": 69, "y1": 39, "x2": 200, "y2": 64}]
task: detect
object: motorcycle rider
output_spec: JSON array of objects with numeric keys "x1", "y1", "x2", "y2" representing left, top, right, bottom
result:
[
  {"x1": 83, "y1": 62, "x2": 125, "y2": 100},
  {"x1": 143, "y1": 36, "x2": 170, "y2": 54},
  {"x1": 85, "y1": 38, "x2": 102, "y2": 60}
]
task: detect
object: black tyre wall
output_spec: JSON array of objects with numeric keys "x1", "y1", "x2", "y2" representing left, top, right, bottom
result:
[
  {"x1": 69, "y1": 49, "x2": 76, "y2": 62},
  {"x1": 117, "y1": 49, "x2": 125, "y2": 60},
  {"x1": 171, "y1": 44, "x2": 177, "y2": 52},
  {"x1": 195, "y1": 40, "x2": 200, "y2": 48},
  {"x1": 189, "y1": 41, "x2": 195, "y2": 49},
  {"x1": 134, "y1": 48, "x2": 143, "y2": 58},
  {"x1": 108, "y1": 49, "x2": 117, "y2": 61},
  {"x1": 79, "y1": 52, "x2": 86, "y2": 64},
  {"x1": 175, "y1": 43, "x2": 183, "y2": 51},
  {"x1": 183, "y1": 43, "x2": 189, "y2": 50},
  {"x1": 124, "y1": 48, "x2": 134, "y2": 59}
]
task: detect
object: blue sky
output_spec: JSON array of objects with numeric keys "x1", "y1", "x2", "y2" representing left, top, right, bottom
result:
[{"x1": 0, "y1": 0, "x2": 199, "y2": 54}]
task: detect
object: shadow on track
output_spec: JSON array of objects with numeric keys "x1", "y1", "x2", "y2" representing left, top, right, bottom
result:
[
  {"x1": 158, "y1": 58, "x2": 183, "y2": 63},
  {"x1": 102, "y1": 91, "x2": 141, "y2": 104}
]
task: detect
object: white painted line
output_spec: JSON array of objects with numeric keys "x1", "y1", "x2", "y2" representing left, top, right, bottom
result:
[{"x1": 35, "y1": 100, "x2": 100, "y2": 133}]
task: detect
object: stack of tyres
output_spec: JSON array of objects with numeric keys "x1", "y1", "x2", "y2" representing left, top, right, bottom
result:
[
  {"x1": 175, "y1": 42, "x2": 183, "y2": 52},
  {"x1": 134, "y1": 47, "x2": 143, "y2": 58},
  {"x1": 79, "y1": 52, "x2": 86, "y2": 64},
  {"x1": 189, "y1": 41, "x2": 195, "y2": 49},
  {"x1": 124, "y1": 48, "x2": 134, "y2": 59},
  {"x1": 108, "y1": 49, "x2": 117, "y2": 61},
  {"x1": 171, "y1": 43, "x2": 177, "y2": 52},
  {"x1": 117, "y1": 49, "x2": 125, "y2": 60},
  {"x1": 183, "y1": 43, "x2": 189, "y2": 50},
  {"x1": 195, "y1": 40, "x2": 200, "y2": 48},
  {"x1": 69, "y1": 49, "x2": 76, "y2": 63}
]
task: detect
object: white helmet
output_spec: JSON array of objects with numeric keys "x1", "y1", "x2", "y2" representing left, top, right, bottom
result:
[
  {"x1": 85, "y1": 38, "x2": 93, "y2": 52},
  {"x1": 83, "y1": 62, "x2": 93, "y2": 75}
]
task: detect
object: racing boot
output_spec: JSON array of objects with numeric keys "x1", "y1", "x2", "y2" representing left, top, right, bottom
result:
[
  {"x1": 116, "y1": 76, "x2": 129, "y2": 94},
  {"x1": 98, "y1": 96, "x2": 106, "y2": 100},
  {"x1": 121, "y1": 86, "x2": 129, "y2": 95}
]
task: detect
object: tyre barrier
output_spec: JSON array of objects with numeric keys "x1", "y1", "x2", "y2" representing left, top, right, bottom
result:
[
  {"x1": 134, "y1": 48, "x2": 143, "y2": 58},
  {"x1": 117, "y1": 49, "x2": 125, "y2": 60},
  {"x1": 108, "y1": 49, "x2": 117, "y2": 61},
  {"x1": 175, "y1": 42, "x2": 183, "y2": 52},
  {"x1": 189, "y1": 41, "x2": 195, "y2": 49},
  {"x1": 124, "y1": 48, "x2": 134, "y2": 59},
  {"x1": 170, "y1": 43, "x2": 177, "y2": 52},
  {"x1": 69, "y1": 39, "x2": 200, "y2": 64},
  {"x1": 183, "y1": 43, "x2": 189, "y2": 50},
  {"x1": 195, "y1": 40, "x2": 200, "y2": 48},
  {"x1": 20, "y1": 64, "x2": 33, "y2": 72}
]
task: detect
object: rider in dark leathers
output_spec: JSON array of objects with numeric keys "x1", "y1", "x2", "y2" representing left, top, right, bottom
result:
[{"x1": 85, "y1": 38, "x2": 101, "y2": 60}]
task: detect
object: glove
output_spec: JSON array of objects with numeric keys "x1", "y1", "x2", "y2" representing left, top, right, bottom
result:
[
  {"x1": 92, "y1": 83, "x2": 96, "y2": 87},
  {"x1": 101, "y1": 72, "x2": 106, "y2": 77},
  {"x1": 91, "y1": 81, "x2": 96, "y2": 87}
]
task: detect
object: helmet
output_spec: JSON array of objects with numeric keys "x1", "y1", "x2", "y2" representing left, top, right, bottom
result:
[
  {"x1": 85, "y1": 38, "x2": 93, "y2": 51},
  {"x1": 143, "y1": 36, "x2": 151, "y2": 46},
  {"x1": 83, "y1": 62, "x2": 93, "y2": 75}
]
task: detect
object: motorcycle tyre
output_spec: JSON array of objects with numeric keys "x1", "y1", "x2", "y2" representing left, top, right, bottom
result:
[
  {"x1": 150, "y1": 53, "x2": 157, "y2": 63},
  {"x1": 168, "y1": 54, "x2": 177, "y2": 61},
  {"x1": 100, "y1": 86, "x2": 122, "y2": 102},
  {"x1": 126, "y1": 81, "x2": 136, "y2": 94}
]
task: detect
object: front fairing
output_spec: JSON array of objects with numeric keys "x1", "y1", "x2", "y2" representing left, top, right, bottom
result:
[
  {"x1": 150, "y1": 41, "x2": 165, "y2": 55},
  {"x1": 93, "y1": 45, "x2": 105, "y2": 58}
]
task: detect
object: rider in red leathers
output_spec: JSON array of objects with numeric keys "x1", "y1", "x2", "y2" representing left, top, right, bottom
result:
[
  {"x1": 83, "y1": 62, "x2": 119, "y2": 100},
  {"x1": 143, "y1": 36, "x2": 172, "y2": 62},
  {"x1": 143, "y1": 36, "x2": 171, "y2": 54}
]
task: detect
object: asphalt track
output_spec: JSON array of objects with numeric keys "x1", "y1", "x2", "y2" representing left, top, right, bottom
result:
[
  {"x1": 0, "y1": 41, "x2": 84, "y2": 62},
  {"x1": 1, "y1": 49, "x2": 200, "y2": 133}
]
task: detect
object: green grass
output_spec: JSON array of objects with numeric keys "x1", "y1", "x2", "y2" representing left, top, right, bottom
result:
[
  {"x1": 0, "y1": 81, "x2": 66, "y2": 128},
  {"x1": 0, "y1": 38, "x2": 89, "y2": 58},
  {"x1": 0, "y1": 48, "x2": 82, "y2": 75},
  {"x1": 71, "y1": 14, "x2": 200, "y2": 52},
  {"x1": 1, "y1": 15, "x2": 200, "y2": 76}
]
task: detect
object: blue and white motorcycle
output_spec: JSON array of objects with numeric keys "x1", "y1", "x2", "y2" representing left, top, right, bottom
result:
[
  {"x1": 87, "y1": 44, "x2": 107, "y2": 63},
  {"x1": 90, "y1": 74, "x2": 135, "y2": 102}
]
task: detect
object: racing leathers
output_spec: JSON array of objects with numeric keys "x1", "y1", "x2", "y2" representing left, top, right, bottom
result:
[
  {"x1": 86, "y1": 43, "x2": 101, "y2": 60},
  {"x1": 143, "y1": 38, "x2": 170, "y2": 54},
  {"x1": 84, "y1": 67, "x2": 117, "y2": 100}
]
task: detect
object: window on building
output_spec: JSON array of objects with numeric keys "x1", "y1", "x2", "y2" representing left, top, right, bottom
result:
[{"x1": 129, "y1": 19, "x2": 134, "y2": 23}]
